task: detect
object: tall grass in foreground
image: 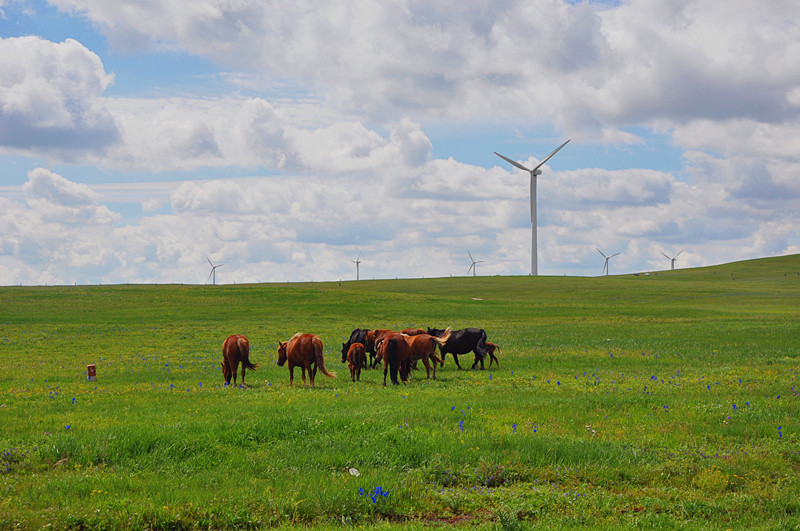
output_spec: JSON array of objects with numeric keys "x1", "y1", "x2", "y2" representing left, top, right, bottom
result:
[{"x1": 0, "y1": 254, "x2": 799, "y2": 529}]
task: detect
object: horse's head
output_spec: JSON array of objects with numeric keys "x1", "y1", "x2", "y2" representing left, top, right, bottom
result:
[
  {"x1": 427, "y1": 327, "x2": 443, "y2": 337},
  {"x1": 276, "y1": 341, "x2": 287, "y2": 366},
  {"x1": 341, "y1": 342, "x2": 349, "y2": 363}
]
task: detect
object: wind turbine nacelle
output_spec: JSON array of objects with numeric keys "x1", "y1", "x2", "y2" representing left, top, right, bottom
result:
[{"x1": 533, "y1": 169, "x2": 542, "y2": 176}]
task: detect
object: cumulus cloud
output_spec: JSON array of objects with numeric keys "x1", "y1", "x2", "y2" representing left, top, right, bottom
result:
[
  {"x1": 0, "y1": 36, "x2": 118, "y2": 156},
  {"x1": 1, "y1": 1, "x2": 799, "y2": 284},
  {"x1": 23, "y1": 167, "x2": 120, "y2": 225},
  {"x1": 38, "y1": 1, "x2": 800, "y2": 156}
]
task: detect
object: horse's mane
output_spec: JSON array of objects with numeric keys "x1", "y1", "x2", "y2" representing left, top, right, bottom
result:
[{"x1": 290, "y1": 332, "x2": 304, "y2": 341}]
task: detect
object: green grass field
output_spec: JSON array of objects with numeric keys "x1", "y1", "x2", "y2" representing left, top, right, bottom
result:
[{"x1": 1, "y1": 255, "x2": 799, "y2": 529}]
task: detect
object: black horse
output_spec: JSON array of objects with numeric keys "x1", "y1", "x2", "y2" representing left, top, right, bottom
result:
[
  {"x1": 341, "y1": 328, "x2": 369, "y2": 363},
  {"x1": 427, "y1": 327, "x2": 489, "y2": 370}
]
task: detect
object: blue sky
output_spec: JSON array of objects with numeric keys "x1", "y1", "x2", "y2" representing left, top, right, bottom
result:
[{"x1": 1, "y1": 0, "x2": 798, "y2": 285}]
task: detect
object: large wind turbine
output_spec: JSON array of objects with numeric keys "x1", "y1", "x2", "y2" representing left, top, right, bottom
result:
[
  {"x1": 662, "y1": 249, "x2": 683, "y2": 270},
  {"x1": 207, "y1": 257, "x2": 224, "y2": 285},
  {"x1": 494, "y1": 139, "x2": 570, "y2": 276},
  {"x1": 467, "y1": 251, "x2": 484, "y2": 277},
  {"x1": 596, "y1": 248, "x2": 619, "y2": 276},
  {"x1": 352, "y1": 253, "x2": 362, "y2": 281}
]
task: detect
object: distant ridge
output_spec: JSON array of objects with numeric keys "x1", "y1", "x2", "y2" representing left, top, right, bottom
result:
[{"x1": 643, "y1": 253, "x2": 800, "y2": 281}]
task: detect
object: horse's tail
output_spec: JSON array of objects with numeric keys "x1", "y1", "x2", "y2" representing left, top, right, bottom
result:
[
  {"x1": 387, "y1": 338, "x2": 399, "y2": 384},
  {"x1": 475, "y1": 329, "x2": 489, "y2": 360},
  {"x1": 431, "y1": 326, "x2": 452, "y2": 347},
  {"x1": 237, "y1": 336, "x2": 258, "y2": 371},
  {"x1": 314, "y1": 337, "x2": 337, "y2": 378},
  {"x1": 429, "y1": 346, "x2": 444, "y2": 365}
]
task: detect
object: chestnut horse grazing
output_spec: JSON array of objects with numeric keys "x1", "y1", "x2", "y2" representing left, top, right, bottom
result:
[
  {"x1": 405, "y1": 329, "x2": 450, "y2": 380},
  {"x1": 277, "y1": 333, "x2": 337, "y2": 387},
  {"x1": 222, "y1": 334, "x2": 258, "y2": 387},
  {"x1": 366, "y1": 329, "x2": 393, "y2": 368},
  {"x1": 380, "y1": 333, "x2": 408, "y2": 386},
  {"x1": 347, "y1": 342, "x2": 367, "y2": 382},
  {"x1": 379, "y1": 328, "x2": 451, "y2": 385}
]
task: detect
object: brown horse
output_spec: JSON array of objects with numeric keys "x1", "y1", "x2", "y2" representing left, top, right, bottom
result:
[
  {"x1": 222, "y1": 334, "x2": 258, "y2": 387},
  {"x1": 486, "y1": 341, "x2": 501, "y2": 368},
  {"x1": 366, "y1": 329, "x2": 393, "y2": 368},
  {"x1": 379, "y1": 333, "x2": 409, "y2": 386},
  {"x1": 277, "y1": 333, "x2": 337, "y2": 387},
  {"x1": 400, "y1": 328, "x2": 427, "y2": 336},
  {"x1": 404, "y1": 329, "x2": 450, "y2": 380},
  {"x1": 346, "y1": 342, "x2": 367, "y2": 382},
  {"x1": 379, "y1": 328, "x2": 450, "y2": 385}
]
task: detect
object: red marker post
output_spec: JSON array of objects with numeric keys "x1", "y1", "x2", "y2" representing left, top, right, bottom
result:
[{"x1": 87, "y1": 364, "x2": 97, "y2": 382}]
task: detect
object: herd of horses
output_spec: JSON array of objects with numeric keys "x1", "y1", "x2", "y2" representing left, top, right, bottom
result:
[{"x1": 221, "y1": 326, "x2": 501, "y2": 388}]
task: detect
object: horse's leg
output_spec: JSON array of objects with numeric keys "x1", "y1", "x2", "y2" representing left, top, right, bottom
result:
[
  {"x1": 452, "y1": 354, "x2": 462, "y2": 370},
  {"x1": 301, "y1": 365, "x2": 308, "y2": 387},
  {"x1": 382, "y1": 359, "x2": 388, "y2": 386},
  {"x1": 232, "y1": 358, "x2": 240, "y2": 386},
  {"x1": 240, "y1": 362, "x2": 247, "y2": 387},
  {"x1": 289, "y1": 364, "x2": 295, "y2": 386},
  {"x1": 222, "y1": 358, "x2": 232, "y2": 385},
  {"x1": 422, "y1": 357, "x2": 432, "y2": 380},
  {"x1": 471, "y1": 351, "x2": 485, "y2": 370}
]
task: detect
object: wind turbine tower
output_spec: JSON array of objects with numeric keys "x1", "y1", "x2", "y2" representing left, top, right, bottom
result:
[
  {"x1": 662, "y1": 250, "x2": 683, "y2": 270},
  {"x1": 467, "y1": 251, "x2": 484, "y2": 277},
  {"x1": 207, "y1": 257, "x2": 224, "y2": 285},
  {"x1": 352, "y1": 253, "x2": 362, "y2": 281},
  {"x1": 597, "y1": 248, "x2": 619, "y2": 276},
  {"x1": 494, "y1": 139, "x2": 570, "y2": 276}
]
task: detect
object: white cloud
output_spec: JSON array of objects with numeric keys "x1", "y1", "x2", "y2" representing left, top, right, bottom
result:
[
  {"x1": 0, "y1": 36, "x2": 118, "y2": 156},
  {"x1": 1, "y1": 1, "x2": 800, "y2": 284},
  {"x1": 23, "y1": 167, "x2": 120, "y2": 225}
]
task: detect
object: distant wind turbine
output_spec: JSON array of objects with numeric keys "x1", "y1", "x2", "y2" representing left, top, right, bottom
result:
[
  {"x1": 207, "y1": 257, "x2": 224, "y2": 285},
  {"x1": 352, "y1": 253, "x2": 362, "y2": 281},
  {"x1": 597, "y1": 248, "x2": 619, "y2": 276},
  {"x1": 494, "y1": 139, "x2": 571, "y2": 276},
  {"x1": 662, "y1": 249, "x2": 683, "y2": 270},
  {"x1": 467, "y1": 251, "x2": 484, "y2": 277}
]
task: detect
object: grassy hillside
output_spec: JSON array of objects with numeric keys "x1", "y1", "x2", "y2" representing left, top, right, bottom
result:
[{"x1": 1, "y1": 255, "x2": 798, "y2": 529}]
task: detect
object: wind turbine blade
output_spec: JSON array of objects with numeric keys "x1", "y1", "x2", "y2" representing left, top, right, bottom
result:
[
  {"x1": 467, "y1": 264, "x2": 474, "y2": 275},
  {"x1": 468, "y1": 250, "x2": 474, "y2": 262},
  {"x1": 676, "y1": 250, "x2": 684, "y2": 258},
  {"x1": 596, "y1": 248, "x2": 606, "y2": 258},
  {"x1": 207, "y1": 257, "x2": 214, "y2": 267},
  {"x1": 531, "y1": 139, "x2": 570, "y2": 172},
  {"x1": 609, "y1": 253, "x2": 620, "y2": 259},
  {"x1": 494, "y1": 152, "x2": 532, "y2": 173},
  {"x1": 661, "y1": 252, "x2": 671, "y2": 260}
]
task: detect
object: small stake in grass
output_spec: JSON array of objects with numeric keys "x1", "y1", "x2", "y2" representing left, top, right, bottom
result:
[{"x1": 87, "y1": 364, "x2": 97, "y2": 382}]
